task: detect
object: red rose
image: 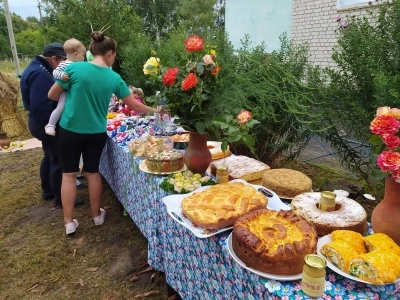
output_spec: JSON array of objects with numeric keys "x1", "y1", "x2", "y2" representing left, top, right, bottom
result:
[
  {"x1": 181, "y1": 73, "x2": 197, "y2": 91},
  {"x1": 184, "y1": 35, "x2": 204, "y2": 52},
  {"x1": 211, "y1": 66, "x2": 221, "y2": 76},
  {"x1": 382, "y1": 134, "x2": 400, "y2": 149},
  {"x1": 370, "y1": 115, "x2": 400, "y2": 135},
  {"x1": 163, "y1": 67, "x2": 179, "y2": 86}
]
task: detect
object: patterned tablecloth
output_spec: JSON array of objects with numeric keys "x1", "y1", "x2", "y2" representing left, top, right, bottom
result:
[{"x1": 99, "y1": 137, "x2": 400, "y2": 300}]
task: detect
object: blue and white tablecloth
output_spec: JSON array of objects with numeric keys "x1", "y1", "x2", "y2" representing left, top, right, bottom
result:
[{"x1": 99, "y1": 137, "x2": 400, "y2": 300}]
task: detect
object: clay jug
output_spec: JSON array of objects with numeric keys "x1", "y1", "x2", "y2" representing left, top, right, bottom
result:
[
  {"x1": 0, "y1": 132, "x2": 10, "y2": 149},
  {"x1": 184, "y1": 132, "x2": 212, "y2": 174},
  {"x1": 371, "y1": 176, "x2": 400, "y2": 246}
]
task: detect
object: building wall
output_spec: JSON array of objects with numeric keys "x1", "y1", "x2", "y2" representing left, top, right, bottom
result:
[
  {"x1": 290, "y1": 0, "x2": 371, "y2": 67},
  {"x1": 225, "y1": 0, "x2": 293, "y2": 52}
]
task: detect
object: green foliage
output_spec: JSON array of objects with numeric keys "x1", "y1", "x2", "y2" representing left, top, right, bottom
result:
[
  {"x1": 225, "y1": 34, "x2": 323, "y2": 163},
  {"x1": 326, "y1": 0, "x2": 400, "y2": 140},
  {"x1": 42, "y1": 0, "x2": 143, "y2": 73}
]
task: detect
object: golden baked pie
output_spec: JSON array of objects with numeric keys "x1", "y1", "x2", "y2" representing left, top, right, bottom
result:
[
  {"x1": 181, "y1": 182, "x2": 268, "y2": 229},
  {"x1": 232, "y1": 208, "x2": 318, "y2": 275}
]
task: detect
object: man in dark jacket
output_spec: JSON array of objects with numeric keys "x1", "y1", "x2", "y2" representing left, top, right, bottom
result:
[{"x1": 20, "y1": 43, "x2": 84, "y2": 208}]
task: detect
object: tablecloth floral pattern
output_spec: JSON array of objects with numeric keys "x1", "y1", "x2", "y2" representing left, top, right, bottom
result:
[{"x1": 99, "y1": 137, "x2": 400, "y2": 300}]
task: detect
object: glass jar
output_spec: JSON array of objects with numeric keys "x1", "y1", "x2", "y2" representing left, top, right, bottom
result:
[
  {"x1": 216, "y1": 164, "x2": 229, "y2": 184},
  {"x1": 301, "y1": 254, "x2": 327, "y2": 297},
  {"x1": 319, "y1": 191, "x2": 336, "y2": 211}
]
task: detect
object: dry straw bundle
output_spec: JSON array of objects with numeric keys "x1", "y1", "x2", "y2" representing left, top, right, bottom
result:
[{"x1": 0, "y1": 72, "x2": 27, "y2": 137}]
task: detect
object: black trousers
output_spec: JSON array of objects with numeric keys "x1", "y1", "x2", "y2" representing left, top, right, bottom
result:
[{"x1": 28, "y1": 116, "x2": 62, "y2": 206}]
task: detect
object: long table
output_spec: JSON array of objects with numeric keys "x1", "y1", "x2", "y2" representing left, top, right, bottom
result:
[{"x1": 99, "y1": 137, "x2": 400, "y2": 300}]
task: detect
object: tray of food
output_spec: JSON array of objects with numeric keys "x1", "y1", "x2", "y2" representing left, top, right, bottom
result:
[
  {"x1": 162, "y1": 179, "x2": 290, "y2": 238},
  {"x1": 317, "y1": 230, "x2": 400, "y2": 285}
]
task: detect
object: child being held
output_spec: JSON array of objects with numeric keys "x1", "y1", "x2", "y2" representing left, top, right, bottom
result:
[
  {"x1": 45, "y1": 38, "x2": 87, "y2": 136},
  {"x1": 129, "y1": 86, "x2": 144, "y2": 116}
]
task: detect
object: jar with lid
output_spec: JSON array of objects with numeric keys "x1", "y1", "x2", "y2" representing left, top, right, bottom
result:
[
  {"x1": 301, "y1": 254, "x2": 327, "y2": 297},
  {"x1": 216, "y1": 164, "x2": 229, "y2": 184},
  {"x1": 319, "y1": 191, "x2": 336, "y2": 212}
]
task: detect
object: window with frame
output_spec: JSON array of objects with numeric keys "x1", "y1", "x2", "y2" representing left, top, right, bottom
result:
[{"x1": 337, "y1": 0, "x2": 374, "y2": 10}]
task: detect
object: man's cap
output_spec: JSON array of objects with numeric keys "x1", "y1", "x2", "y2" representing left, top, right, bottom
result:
[{"x1": 42, "y1": 42, "x2": 67, "y2": 58}]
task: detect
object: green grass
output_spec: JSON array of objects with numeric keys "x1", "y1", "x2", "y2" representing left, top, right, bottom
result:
[
  {"x1": 0, "y1": 59, "x2": 29, "y2": 76},
  {"x1": 0, "y1": 149, "x2": 167, "y2": 299}
]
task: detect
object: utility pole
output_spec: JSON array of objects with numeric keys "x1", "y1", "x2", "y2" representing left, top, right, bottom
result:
[
  {"x1": 37, "y1": 1, "x2": 46, "y2": 46},
  {"x1": 3, "y1": 0, "x2": 21, "y2": 77}
]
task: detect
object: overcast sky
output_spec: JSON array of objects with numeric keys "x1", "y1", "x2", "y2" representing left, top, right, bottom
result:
[{"x1": 9, "y1": 0, "x2": 40, "y2": 20}]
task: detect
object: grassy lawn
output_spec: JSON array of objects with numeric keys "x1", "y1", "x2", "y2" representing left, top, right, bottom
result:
[{"x1": 0, "y1": 149, "x2": 167, "y2": 300}]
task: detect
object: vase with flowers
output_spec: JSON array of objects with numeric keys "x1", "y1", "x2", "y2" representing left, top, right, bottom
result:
[
  {"x1": 143, "y1": 35, "x2": 259, "y2": 174},
  {"x1": 369, "y1": 106, "x2": 400, "y2": 245}
]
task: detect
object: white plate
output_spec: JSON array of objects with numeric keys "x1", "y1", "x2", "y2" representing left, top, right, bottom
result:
[
  {"x1": 139, "y1": 160, "x2": 187, "y2": 175},
  {"x1": 226, "y1": 232, "x2": 302, "y2": 281},
  {"x1": 317, "y1": 235, "x2": 400, "y2": 286},
  {"x1": 162, "y1": 179, "x2": 290, "y2": 238}
]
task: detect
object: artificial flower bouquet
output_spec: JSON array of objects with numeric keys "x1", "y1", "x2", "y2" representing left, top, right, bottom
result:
[
  {"x1": 160, "y1": 170, "x2": 215, "y2": 194},
  {"x1": 369, "y1": 106, "x2": 400, "y2": 181}
]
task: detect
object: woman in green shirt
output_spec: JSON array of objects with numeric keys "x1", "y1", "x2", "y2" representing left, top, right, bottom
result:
[{"x1": 49, "y1": 31, "x2": 156, "y2": 234}]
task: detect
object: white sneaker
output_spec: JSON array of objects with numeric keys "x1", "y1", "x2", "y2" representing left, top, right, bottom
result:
[
  {"x1": 45, "y1": 124, "x2": 56, "y2": 136},
  {"x1": 93, "y1": 208, "x2": 106, "y2": 225},
  {"x1": 65, "y1": 219, "x2": 79, "y2": 234}
]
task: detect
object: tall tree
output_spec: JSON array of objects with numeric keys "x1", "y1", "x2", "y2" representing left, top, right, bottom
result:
[
  {"x1": 127, "y1": 0, "x2": 180, "y2": 42},
  {"x1": 176, "y1": 0, "x2": 218, "y2": 35}
]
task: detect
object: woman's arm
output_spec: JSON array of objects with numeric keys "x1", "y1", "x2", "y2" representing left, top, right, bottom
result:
[
  {"x1": 48, "y1": 83, "x2": 65, "y2": 101},
  {"x1": 122, "y1": 94, "x2": 156, "y2": 114}
]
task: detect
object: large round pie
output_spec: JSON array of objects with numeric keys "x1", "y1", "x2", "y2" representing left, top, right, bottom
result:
[
  {"x1": 232, "y1": 208, "x2": 318, "y2": 275},
  {"x1": 181, "y1": 182, "x2": 268, "y2": 229}
]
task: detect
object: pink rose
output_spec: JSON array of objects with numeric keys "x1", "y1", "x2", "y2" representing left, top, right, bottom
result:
[
  {"x1": 377, "y1": 151, "x2": 400, "y2": 172},
  {"x1": 237, "y1": 110, "x2": 252, "y2": 125},
  {"x1": 203, "y1": 54, "x2": 215, "y2": 65},
  {"x1": 382, "y1": 134, "x2": 400, "y2": 149},
  {"x1": 370, "y1": 115, "x2": 400, "y2": 135}
]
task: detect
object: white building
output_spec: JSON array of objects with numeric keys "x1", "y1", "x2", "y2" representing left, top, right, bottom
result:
[{"x1": 225, "y1": 0, "x2": 376, "y2": 67}]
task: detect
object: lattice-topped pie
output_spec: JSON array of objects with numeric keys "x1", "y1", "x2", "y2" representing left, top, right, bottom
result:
[
  {"x1": 181, "y1": 182, "x2": 268, "y2": 229},
  {"x1": 232, "y1": 208, "x2": 318, "y2": 275}
]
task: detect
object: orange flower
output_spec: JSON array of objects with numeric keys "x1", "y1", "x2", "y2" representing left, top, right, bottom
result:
[
  {"x1": 163, "y1": 67, "x2": 179, "y2": 86},
  {"x1": 184, "y1": 35, "x2": 204, "y2": 52},
  {"x1": 370, "y1": 115, "x2": 400, "y2": 135},
  {"x1": 181, "y1": 73, "x2": 197, "y2": 91},
  {"x1": 237, "y1": 110, "x2": 252, "y2": 125},
  {"x1": 211, "y1": 66, "x2": 221, "y2": 76}
]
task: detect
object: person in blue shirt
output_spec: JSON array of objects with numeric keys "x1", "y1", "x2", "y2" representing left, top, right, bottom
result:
[{"x1": 20, "y1": 42, "x2": 84, "y2": 208}]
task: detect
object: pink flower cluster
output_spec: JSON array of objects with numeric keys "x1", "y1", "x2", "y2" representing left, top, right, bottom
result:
[{"x1": 370, "y1": 106, "x2": 400, "y2": 181}]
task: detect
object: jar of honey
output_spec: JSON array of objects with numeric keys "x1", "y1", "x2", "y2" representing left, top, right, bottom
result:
[
  {"x1": 216, "y1": 164, "x2": 229, "y2": 184},
  {"x1": 319, "y1": 191, "x2": 336, "y2": 211},
  {"x1": 301, "y1": 254, "x2": 327, "y2": 297}
]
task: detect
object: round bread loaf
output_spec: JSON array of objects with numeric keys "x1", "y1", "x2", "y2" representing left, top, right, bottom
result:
[
  {"x1": 291, "y1": 192, "x2": 368, "y2": 236},
  {"x1": 262, "y1": 168, "x2": 312, "y2": 198},
  {"x1": 232, "y1": 208, "x2": 318, "y2": 275}
]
